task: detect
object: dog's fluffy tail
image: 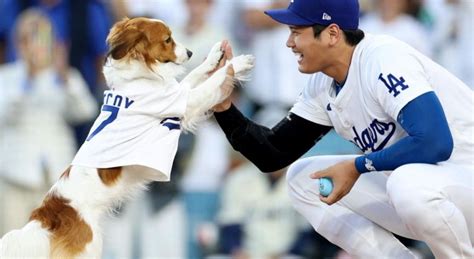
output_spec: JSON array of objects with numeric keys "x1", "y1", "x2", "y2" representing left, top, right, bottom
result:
[{"x1": 0, "y1": 221, "x2": 50, "y2": 258}]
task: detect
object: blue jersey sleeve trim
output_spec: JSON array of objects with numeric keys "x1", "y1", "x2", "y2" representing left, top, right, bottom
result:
[
  {"x1": 354, "y1": 91, "x2": 453, "y2": 174},
  {"x1": 355, "y1": 156, "x2": 368, "y2": 173}
]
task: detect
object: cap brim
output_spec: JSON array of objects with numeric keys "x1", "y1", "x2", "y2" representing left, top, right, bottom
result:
[{"x1": 264, "y1": 8, "x2": 315, "y2": 26}]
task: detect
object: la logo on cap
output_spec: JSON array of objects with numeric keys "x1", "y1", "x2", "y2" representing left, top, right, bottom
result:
[{"x1": 291, "y1": 0, "x2": 294, "y2": 2}]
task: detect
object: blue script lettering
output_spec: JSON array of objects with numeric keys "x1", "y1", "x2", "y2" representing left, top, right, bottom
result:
[{"x1": 352, "y1": 119, "x2": 396, "y2": 152}]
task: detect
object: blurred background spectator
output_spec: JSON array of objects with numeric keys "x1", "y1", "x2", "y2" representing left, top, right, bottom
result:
[
  {"x1": 213, "y1": 108, "x2": 328, "y2": 259},
  {"x1": 216, "y1": 108, "x2": 301, "y2": 258},
  {"x1": 0, "y1": 0, "x2": 112, "y2": 94},
  {"x1": 0, "y1": 0, "x2": 471, "y2": 258},
  {"x1": 179, "y1": 119, "x2": 230, "y2": 259},
  {"x1": 216, "y1": 160, "x2": 303, "y2": 258},
  {"x1": 238, "y1": 0, "x2": 309, "y2": 115},
  {"x1": 0, "y1": 0, "x2": 113, "y2": 145},
  {"x1": 173, "y1": 1, "x2": 232, "y2": 258},
  {"x1": 173, "y1": 0, "x2": 231, "y2": 77},
  {"x1": 426, "y1": 0, "x2": 473, "y2": 88},
  {"x1": 359, "y1": 0, "x2": 433, "y2": 56},
  {"x1": 0, "y1": 8, "x2": 97, "y2": 235}
]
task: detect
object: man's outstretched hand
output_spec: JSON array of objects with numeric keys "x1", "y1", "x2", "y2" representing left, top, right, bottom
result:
[{"x1": 212, "y1": 40, "x2": 236, "y2": 112}]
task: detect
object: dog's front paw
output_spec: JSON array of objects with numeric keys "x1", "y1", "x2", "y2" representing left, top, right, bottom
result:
[
  {"x1": 230, "y1": 55, "x2": 255, "y2": 81},
  {"x1": 202, "y1": 41, "x2": 224, "y2": 72}
]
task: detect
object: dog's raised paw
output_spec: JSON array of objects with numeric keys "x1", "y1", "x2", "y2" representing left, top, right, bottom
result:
[
  {"x1": 230, "y1": 55, "x2": 255, "y2": 81},
  {"x1": 202, "y1": 41, "x2": 224, "y2": 72}
]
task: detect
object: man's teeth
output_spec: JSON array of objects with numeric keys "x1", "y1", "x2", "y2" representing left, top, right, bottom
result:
[{"x1": 295, "y1": 53, "x2": 303, "y2": 61}]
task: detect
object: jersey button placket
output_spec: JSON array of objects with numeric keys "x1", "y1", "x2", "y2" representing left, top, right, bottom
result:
[{"x1": 334, "y1": 105, "x2": 352, "y2": 128}]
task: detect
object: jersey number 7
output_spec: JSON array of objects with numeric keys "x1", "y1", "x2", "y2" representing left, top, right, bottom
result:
[{"x1": 86, "y1": 105, "x2": 119, "y2": 141}]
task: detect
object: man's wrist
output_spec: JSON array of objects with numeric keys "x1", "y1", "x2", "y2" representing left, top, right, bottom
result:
[
  {"x1": 213, "y1": 100, "x2": 232, "y2": 113},
  {"x1": 355, "y1": 156, "x2": 370, "y2": 174}
]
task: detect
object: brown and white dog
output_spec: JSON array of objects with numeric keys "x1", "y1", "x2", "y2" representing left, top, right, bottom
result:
[{"x1": 0, "y1": 17, "x2": 253, "y2": 258}]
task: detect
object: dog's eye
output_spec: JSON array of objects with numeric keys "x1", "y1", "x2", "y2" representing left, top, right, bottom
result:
[{"x1": 165, "y1": 37, "x2": 172, "y2": 44}]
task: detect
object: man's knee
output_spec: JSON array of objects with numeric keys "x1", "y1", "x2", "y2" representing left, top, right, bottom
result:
[
  {"x1": 286, "y1": 159, "x2": 311, "y2": 201},
  {"x1": 387, "y1": 164, "x2": 440, "y2": 223},
  {"x1": 287, "y1": 155, "x2": 353, "y2": 184},
  {"x1": 286, "y1": 157, "x2": 314, "y2": 184},
  {"x1": 286, "y1": 157, "x2": 326, "y2": 205}
]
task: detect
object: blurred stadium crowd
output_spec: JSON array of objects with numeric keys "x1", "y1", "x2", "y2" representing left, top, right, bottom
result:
[{"x1": 0, "y1": 0, "x2": 472, "y2": 258}]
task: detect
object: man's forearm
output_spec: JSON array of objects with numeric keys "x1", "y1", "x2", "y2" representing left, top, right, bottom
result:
[{"x1": 214, "y1": 104, "x2": 332, "y2": 172}]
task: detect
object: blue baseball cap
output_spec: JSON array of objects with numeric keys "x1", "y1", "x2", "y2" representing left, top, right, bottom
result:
[{"x1": 264, "y1": 0, "x2": 360, "y2": 30}]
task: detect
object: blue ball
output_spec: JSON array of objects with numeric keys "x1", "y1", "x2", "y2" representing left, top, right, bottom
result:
[{"x1": 319, "y1": 177, "x2": 333, "y2": 197}]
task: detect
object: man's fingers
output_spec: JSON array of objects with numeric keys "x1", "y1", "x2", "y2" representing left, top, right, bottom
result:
[
  {"x1": 320, "y1": 185, "x2": 348, "y2": 205},
  {"x1": 220, "y1": 40, "x2": 230, "y2": 57},
  {"x1": 220, "y1": 39, "x2": 228, "y2": 50},
  {"x1": 320, "y1": 192, "x2": 338, "y2": 205},
  {"x1": 310, "y1": 170, "x2": 327, "y2": 179},
  {"x1": 225, "y1": 43, "x2": 234, "y2": 60},
  {"x1": 220, "y1": 40, "x2": 233, "y2": 60},
  {"x1": 217, "y1": 57, "x2": 226, "y2": 68},
  {"x1": 215, "y1": 40, "x2": 234, "y2": 69},
  {"x1": 226, "y1": 64, "x2": 235, "y2": 76},
  {"x1": 319, "y1": 195, "x2": 331, "y2": 204}
]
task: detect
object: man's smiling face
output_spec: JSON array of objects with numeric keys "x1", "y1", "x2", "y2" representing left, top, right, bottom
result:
[{"x1": 286, "y1": 25, "x2": 332, "y2": 74}]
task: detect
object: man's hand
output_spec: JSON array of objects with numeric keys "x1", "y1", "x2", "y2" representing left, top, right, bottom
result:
[
  {"x1": 212, "y1": 40, "x2": 235, "y2": 112},
  {"x1": 53, "y1": 42, "x2": 70, "y2": 84},
  {"x1": 207, "y1": 40, "x2": 232, "y2": 75},
  {"x1": 310, "y1": 159, "x2": 360, "y2": 205}
]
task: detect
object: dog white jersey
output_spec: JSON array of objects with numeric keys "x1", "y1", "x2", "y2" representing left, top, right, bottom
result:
[
  {"x1": 72, "y1": 78, "x2": 188, "y2": 181},
  {"x1": 291, "y1": 34, "x2": 474, "y2": 165}
]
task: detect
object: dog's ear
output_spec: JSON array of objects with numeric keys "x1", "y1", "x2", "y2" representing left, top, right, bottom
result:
[
  {"x1": 107, "y1": 17, "x2": 146, "y2": 60},
  {"x1": 140, "y1": 21, "x2": 178, "y2": 69}
]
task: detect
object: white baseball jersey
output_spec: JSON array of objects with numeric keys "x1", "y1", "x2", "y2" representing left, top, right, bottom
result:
[
  {"x1": 72, "y1": 78, "x2": 188, "y2": 181},
  {"x1": 291, "y1": 34, "x2": 474, "y2": 165}
]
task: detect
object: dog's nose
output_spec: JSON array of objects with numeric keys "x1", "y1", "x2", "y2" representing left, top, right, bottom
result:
[{"x1": 186, "y1": 49, "x2": 193, "y2": 58}]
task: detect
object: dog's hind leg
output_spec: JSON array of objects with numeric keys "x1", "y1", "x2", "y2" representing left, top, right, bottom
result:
[{"x1": 0, "y1": 221, "x2": 50, "y2": 258}]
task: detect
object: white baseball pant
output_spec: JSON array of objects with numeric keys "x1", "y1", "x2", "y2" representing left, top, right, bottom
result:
[{"x1": 286, "y1": 155, "x2": 474, "y2": 259}]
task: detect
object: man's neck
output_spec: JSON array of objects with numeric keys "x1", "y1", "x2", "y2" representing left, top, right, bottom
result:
[{"x1": 323, "y1": 45, "x2": 356, "y2": 84}]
